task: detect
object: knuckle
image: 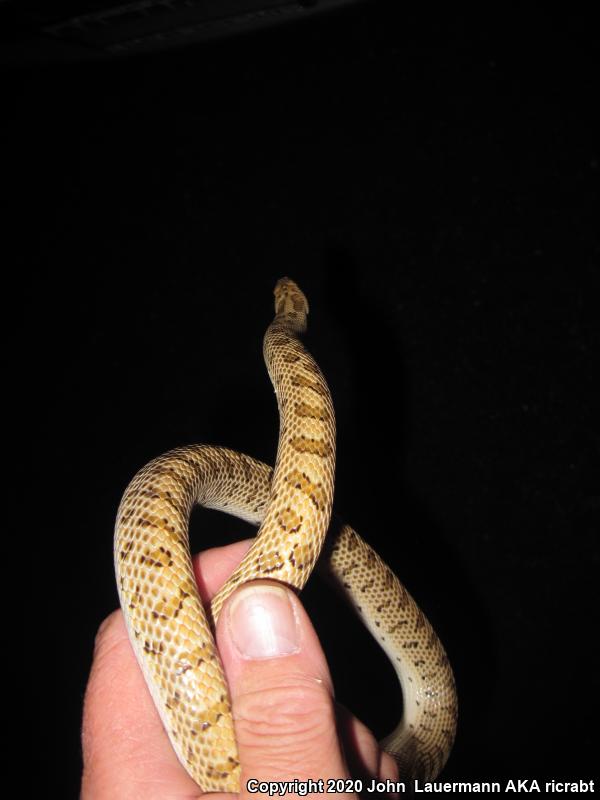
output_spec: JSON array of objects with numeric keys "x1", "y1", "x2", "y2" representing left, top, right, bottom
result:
[{"x1": 234, "y1": 678, "x2": 336, "y2": 763}]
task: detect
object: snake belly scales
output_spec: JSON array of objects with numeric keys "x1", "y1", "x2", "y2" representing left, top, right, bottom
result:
[{"x1": 114, "y1": 277, "x2": 458, "y2": 791}]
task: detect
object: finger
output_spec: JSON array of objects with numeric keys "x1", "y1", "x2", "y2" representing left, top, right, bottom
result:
[
  {"x1": 200, "y1": 547, "x2": 397, "y2": 785},
  {"x1": 81, "y1": 610, "x2": 201, "y2": 800},
  {"x1": 216, "y1": 581, "x2": 354, "y2": 800},
  {"x1": 81, "y1": 540, "x2": 252, "y2": 800},
  {"x1": 192, "y1": 538, "x2": 253, "y2": 604},
  {"x1": 82, "y1": 542, "x2": 392, "y2": 799},
  {"x1": 335, "y1": 704, "x2": 399, "y2": 784}
]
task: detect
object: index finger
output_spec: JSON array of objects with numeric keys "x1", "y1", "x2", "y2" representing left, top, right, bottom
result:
[{"x1": 81, "y1": 539, "x2": 253, "y2": 800}]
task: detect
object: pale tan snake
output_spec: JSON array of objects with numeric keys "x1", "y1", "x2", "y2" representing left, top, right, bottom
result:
[{"x1": 114, "y1": 277, "x2": 458, "y2": 791}]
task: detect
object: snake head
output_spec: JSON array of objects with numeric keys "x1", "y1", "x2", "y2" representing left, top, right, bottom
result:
[{"x1": 274, "y1": 277, "x2": 309, "y2": 332}]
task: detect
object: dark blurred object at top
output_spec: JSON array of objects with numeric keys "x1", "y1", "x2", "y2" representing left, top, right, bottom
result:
[{"x1": 0, "y1": 0, "x2": 364, "y2": 63}]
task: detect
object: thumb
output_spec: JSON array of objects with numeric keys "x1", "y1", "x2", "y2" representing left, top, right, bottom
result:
[{"x1": 216, "y1": 581, "x2": 353, "y2": 799}]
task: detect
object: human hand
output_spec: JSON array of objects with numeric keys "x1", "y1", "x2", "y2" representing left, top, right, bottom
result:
[{"x1": 81, "y1": 539, "x2": 398, "y2": 799}]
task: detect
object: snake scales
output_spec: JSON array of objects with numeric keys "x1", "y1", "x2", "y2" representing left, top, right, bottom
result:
[{"x1": 114, "y1": 278, "x2": 457, "y2": 791}]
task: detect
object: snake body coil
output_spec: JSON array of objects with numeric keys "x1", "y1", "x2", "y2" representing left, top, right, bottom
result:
[{"x1": 114, "y1": 278, "x2": 457, "y2": 791}]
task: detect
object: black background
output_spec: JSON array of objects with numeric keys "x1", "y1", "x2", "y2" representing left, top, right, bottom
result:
[{"x1": 6, "y1": 4, "x2": 598, "y2": 796}]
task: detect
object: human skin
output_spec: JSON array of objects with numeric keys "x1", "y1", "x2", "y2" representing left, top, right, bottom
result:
[{"x1": 81, "y1": 539, "x2": 398, "y2": 800}]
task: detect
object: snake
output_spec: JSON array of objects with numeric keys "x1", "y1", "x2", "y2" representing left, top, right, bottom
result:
[{"x1": 114, "y1": 277, "x2": 458, "y2": 792}]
